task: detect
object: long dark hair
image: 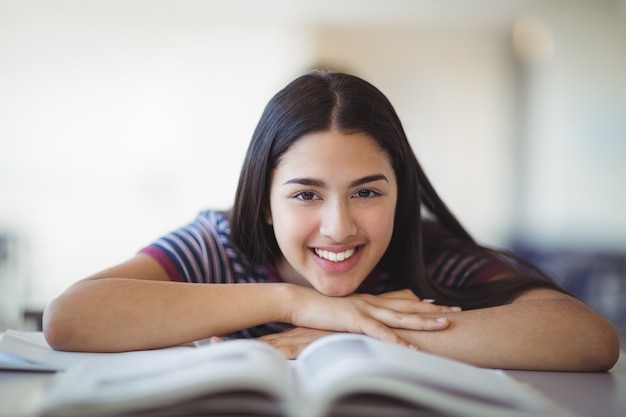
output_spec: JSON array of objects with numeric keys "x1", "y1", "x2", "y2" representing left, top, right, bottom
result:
[{"x1": 231, "y1": 70, "x2": 563, "y2": 309}]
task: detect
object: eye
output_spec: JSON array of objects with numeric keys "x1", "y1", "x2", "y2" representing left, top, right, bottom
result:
[
  {"x1": 353, "y1": 189, "x2": 379, "y2": 198},
  {"x1": 295, "y1": 191, "x2": 318, "y2": 201}
]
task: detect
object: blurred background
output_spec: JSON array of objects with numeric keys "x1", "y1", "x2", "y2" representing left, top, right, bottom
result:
[{"x1": 1, "y1": 0, "x2": 625, "y2": 342}]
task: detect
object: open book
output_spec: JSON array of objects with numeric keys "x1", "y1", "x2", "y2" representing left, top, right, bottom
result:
[{"x1": 36, "y1": 333, "x2": 569, "y2": 417}]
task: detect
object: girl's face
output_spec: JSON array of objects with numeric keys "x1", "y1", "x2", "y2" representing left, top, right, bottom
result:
[{"x1": 268, "y1": 129, "x2": 398, "y2": 296}]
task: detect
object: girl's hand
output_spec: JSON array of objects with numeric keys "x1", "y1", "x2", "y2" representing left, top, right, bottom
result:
[
  {"x1": 257, "y1": 327, "x2": 335, "y2": 359},
  {"x1": 286, "y1": 287, "x2": 459, "y2": 349},
  {"x1": 209, "y1": 328, "x2": 332, "y2": 359}
]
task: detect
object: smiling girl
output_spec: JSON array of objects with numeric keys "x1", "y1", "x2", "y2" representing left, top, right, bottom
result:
[{"x1": 43, "y1": 71, "x2": 619, "y2": 371}]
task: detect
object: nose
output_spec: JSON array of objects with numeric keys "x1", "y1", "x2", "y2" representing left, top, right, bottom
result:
[{"x1": 319, "y1": 199, "x2": 357, "y2": 242}]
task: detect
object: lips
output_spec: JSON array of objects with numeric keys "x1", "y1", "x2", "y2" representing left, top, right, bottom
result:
[
  {"x1": 313, "y1": 247, "x2": 357, "y2": 262},
  {"x1": 310, "y1": 246, "x2": 362, "y2": 275}
]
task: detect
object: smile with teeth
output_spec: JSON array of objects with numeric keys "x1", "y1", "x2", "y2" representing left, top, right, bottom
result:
[{"x1": 313, "y1": 247, "x2": 357, "y2": 262}]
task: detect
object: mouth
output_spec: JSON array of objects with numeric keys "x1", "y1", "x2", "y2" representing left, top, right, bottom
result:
[{"x1": 313, "y1": 247, "x2": 359, "y2": 263}]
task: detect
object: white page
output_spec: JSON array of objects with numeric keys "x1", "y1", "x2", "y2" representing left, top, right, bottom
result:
[
  {"x1": 0, "y1": 330, "x2": 193, "y2": 371},
  {"x1": 296, "y1": 334, "x2": 550, "y2": 417},
  {"x1": 37, "y1": 338, "x2": 294, "y2": 417},
  {"x1": 0, "y1": 351, "x2": 59, "y2": 372}
]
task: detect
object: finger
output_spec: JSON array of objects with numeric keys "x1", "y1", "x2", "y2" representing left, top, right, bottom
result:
[
  {"x1": 259, "y1": 336, "x2": 309, "y2": 359},
  {"x1": 356, "y1": 319, "x2": 419, "y2": 350},
  {"x1": 370, "y1": 307, "x2": 451, "y2": 331},
  {"x1": 372, "y1": 292, "x2": 462, "y2": 312},
  {"x1": 267, "y1": 343, "x2": 303, "y2": 359},
  {"x1": 376, "y1": 289, "x2": 419, "y2": 300},
  {"x1": 371, "y1": 297, "x2": 461, "y2": 314},
  {"x1": 256, "y1": 332, "x2": 282, "y2": 342}
]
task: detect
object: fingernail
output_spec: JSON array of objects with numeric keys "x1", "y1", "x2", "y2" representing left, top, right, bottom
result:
[
  {"x1": 450, "y1": 306, "x2": 462, "y2": 312},
  {"x1": 421, "y1": 299, "x2": 436, "y2": 303},
  {"x1": 435, "y1": 317, "x2": 447, "y2": 323},
  {"x1": 409, "y1": 345, "x2": 418, "y2": 351}
]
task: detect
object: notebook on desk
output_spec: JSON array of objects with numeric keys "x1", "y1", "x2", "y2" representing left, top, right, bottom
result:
[
  {"x1": 0, "y1": 351, "x2": 59, "y2": 372},
  {"x1": 0, "y1": 330, "x2": 193, "y2": 372}
]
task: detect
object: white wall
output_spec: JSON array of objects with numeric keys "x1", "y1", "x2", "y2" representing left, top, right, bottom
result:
[
  {"x1": 0, "y1": 0, "x2": 315, "y2": 312},
  {"x1": 517, "y1": 4, "x2": 626, "y2": 250}
]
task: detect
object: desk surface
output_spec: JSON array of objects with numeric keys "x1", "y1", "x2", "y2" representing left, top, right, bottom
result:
[
  {"x1": 508, "y1": 351, "x2": 626, "y2": 417},
  {"x1": 1, "y1": 351, "x2": 625, "y2": 417}
]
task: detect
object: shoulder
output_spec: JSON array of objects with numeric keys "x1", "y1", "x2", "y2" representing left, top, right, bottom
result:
[
  {"x1": 175, "y1": 209, "x2": 234, "y2": 245},
  {"x1": 193, "y1": 209, "x2": 230, "y2": 230},
  {"x1": 141, "y1": 209, "x2": 242, "y2": 283},
  {"x1": 422, "y1": 221, "x2": 532, "y2": 287},
  {"x1": 427, "y1": 247, "x2": 518, "y2": 287},
  {"x1": 193, "y1": 209, "x2": 273, "y2": 283}
]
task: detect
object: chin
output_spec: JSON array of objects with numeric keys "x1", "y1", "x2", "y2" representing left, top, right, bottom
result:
[{"x1": 314, "y1": 281, "x2": 359, "y2": 297}]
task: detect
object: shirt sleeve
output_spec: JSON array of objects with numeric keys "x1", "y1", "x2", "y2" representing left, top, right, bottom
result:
[
  {"x1": 139, "y1": 210, "x2": 237, "y2": 284},
  {"x1": 139, "y1": 210, "x2": 294, "y2": 339}
]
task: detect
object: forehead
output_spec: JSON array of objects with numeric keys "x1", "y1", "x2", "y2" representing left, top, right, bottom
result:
[{"x1": 275, "y1": 130, "x2": 392, "y2": 172}]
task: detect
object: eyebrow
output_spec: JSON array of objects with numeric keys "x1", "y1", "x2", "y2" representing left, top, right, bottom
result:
[{"x1": 283, "y1": 174, "x2": 389, "y2": 188}]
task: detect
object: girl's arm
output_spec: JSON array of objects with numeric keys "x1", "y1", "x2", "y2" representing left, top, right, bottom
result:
[
  {"x1": 254, "y1": 288, "x2": 619, "y2": 372},
  {"x1": 43, "y1": 254, "x2": 293, "y2": 352},
  {"x1": 395, "y1": 288, "x2": 620, "y2": 371},
  {"x1": 49, "y1": 254, "x2": 612, "y2": 371},
  {"x1": 42, "y1": 254, "x2": 453, "y2": 352}
]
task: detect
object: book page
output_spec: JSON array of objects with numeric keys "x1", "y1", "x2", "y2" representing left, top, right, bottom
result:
[
  {"x1": 0, "y1": 351, "x2": 59, "y2": 372},
  {"x1": 37, "y1": 338, "x2": 294, "y2": 417},
  {"x1": 295, "y1": 334, "x2": 552, "y2": 417},
  {"x1": 0, "y1": 330, "x2": 193, "y2": 371}
]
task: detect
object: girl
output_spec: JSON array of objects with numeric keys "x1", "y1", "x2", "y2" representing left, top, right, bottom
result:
[{"x1": 43, "y1": 70, "x2": 619, "y2": 371}]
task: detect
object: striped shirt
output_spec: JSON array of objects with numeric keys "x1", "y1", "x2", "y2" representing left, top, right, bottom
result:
[{"x1": 140, "y1": 210, "x2": 511, "y2": 338}]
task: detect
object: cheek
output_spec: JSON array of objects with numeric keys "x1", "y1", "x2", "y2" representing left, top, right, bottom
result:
[
  {"x1": 365, "y1": 206, "x2": 396, "y2": 248},
  {"x1": 271, "y1": 206, "x2": 315, "y2": 250},
  {"x1": 373, "y1": 218, "x2": 394, "y2": 246}
]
